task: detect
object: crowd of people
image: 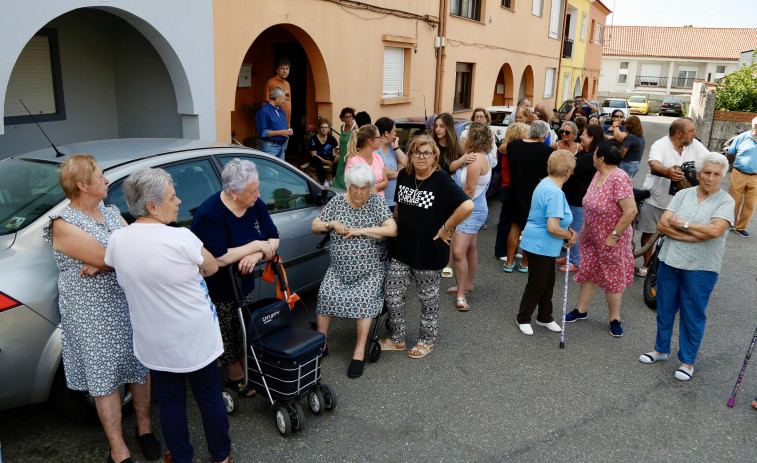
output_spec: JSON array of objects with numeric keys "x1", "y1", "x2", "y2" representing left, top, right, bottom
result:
[{"x1": 44, "y1": 93, "x2": 757, "y2": 461}]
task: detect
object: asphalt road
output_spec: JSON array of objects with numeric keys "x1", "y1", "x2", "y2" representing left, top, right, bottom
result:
[{"x1": 2, "y1": 115, "x2": 756, "y2": 462}]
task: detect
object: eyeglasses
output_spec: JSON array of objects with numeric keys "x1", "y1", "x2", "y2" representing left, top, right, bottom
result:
[
  {"x1": 410, "y1": 151, "x2": 434, "y2": 159},
  {"x1": 372, "y1": 136, "x2": 382, "y2": 140},
  {"x1": 612, "y1": 115, "x2": 623, "y2": 118},
  {"x1": 562, "y1": 130, "x2": 573, "y2": 135}
]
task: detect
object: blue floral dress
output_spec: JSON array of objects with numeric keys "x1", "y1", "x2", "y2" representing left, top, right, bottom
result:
[
  {"x1": 316, "y1": 194, "x2": 392, "y2": 318},
  {"x1": 44, "y1": 205, "x2": 147, "y2": 396}
]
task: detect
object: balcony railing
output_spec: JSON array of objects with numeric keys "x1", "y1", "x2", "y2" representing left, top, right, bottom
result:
[
  {"x1": 562, "y1": 38, "x2": 573, "y2": 59},
  {"x1": 635, "y1": 76, "x2": 667, "y2": 87},
  {"x1": 672, "y1": 77, "x2": 699, "y2": 88}
]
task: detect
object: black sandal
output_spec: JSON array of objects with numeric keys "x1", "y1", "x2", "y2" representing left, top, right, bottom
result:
[{"x1": 226, "y1": 378, "x2": 256, "y2": 397}]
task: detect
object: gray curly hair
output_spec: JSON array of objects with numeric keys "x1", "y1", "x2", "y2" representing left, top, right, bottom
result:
[
  {"x1": 222, "y1": 158, "x2": 259, "y2": 194},
  {"x1": 123, "y1": 167, "x2": 173, "y2": 218}
]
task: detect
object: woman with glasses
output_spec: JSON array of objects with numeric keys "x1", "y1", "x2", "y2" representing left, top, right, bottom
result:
[
  {"x1": 309, "y1": 117, "x2": 338, "y2": 186},
  {"x1": 381, "y1": 135, "x2": 473, "y2": 359},
  {"x1": 345, "y1": 124, "x2": 388, "y2": 197},
  {"x1": 557, "y1": 121, "x2": 579, "y2": 154},
  {"x1": 604, "y1": 110, "x2": 626, "y2": 138},
  {"x1": 331, "y1": 107, "x2": 357, "y2": 189}
]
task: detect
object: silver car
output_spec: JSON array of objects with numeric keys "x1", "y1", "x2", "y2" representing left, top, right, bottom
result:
[{"x1": 0, "y1": 138, "x2": 334, "y2": 417}]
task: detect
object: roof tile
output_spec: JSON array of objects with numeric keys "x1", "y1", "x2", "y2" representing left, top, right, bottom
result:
[{"x1": 602, "y1": 26, "x2": 757, "y2": 61}]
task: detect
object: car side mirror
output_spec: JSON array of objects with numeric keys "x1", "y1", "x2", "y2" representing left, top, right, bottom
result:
[{"x1": 317, "y1": 188, "x2": 335, "y2": 206}]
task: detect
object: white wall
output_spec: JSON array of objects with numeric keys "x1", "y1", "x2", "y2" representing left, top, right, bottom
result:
[{"x1": 0, "y1": 0, "x2": 215, "y2": 157}]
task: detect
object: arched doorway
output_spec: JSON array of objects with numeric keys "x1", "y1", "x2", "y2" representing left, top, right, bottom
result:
[
  {"x1": 518, "y1": 66, "x2": 534, "y2": 103},
  {"x1": 1, "y1": 7, "x2": 187, "y2": 155},
  {"x1": 581, "y1": 78, "x2": 589, "y2": 98},
  {"x1": 592, "y1": 78, "x2": 598, "y2": 99},
  {"x1": 231, "y1": 24, "x2": 330, "y2": 162},
  {"x1": 492, "y1": 63, "x2": 514, "y2": 106}
]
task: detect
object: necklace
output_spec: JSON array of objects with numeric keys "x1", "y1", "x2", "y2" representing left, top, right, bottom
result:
[{"x1": 414, "y1": 174, "x2": 429, "y2": 190}]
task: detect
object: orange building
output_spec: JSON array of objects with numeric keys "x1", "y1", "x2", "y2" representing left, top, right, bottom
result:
[
  {"x1": 582, "y1": 0, "x2": 611, "y2": 101},
  {"x1": 213, "y1": 0, "x2": 569, "y2": 147}
]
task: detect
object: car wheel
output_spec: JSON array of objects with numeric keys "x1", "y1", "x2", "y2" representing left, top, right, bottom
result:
[{"x1": 50, "y1": 366, "x2": 133, "y2": 423}]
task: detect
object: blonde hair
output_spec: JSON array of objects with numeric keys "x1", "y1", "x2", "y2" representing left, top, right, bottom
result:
[
  {"x1": 471, "y1": 107, "x2": 491, "y2": 124},
  {"x1": 504, "y1": 122, "x2": 530, "y2": 146},
  {"x1": 58, "y1": 154, "x2": 97, "y2": 199},
  {"x1": 464, "y1": 121, "x2": 493, "y2": 154},
  {"x1": 405, "y1": 135, "x2": 440, "y2": 176},
  {"x1": 547, "y1": 149, "x2": 577, "y2": 177},
  {"x1": 346, "y1": 124, "x2": 378, "y2": 160}
]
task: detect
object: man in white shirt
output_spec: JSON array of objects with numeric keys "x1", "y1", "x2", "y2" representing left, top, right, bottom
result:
[{"x1": 636, "y1": 118, "x2": 710, "y2": 274}]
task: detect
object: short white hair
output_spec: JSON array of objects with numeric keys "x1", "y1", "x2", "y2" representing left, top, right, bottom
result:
[
  {"x1": 530, "y1": 120, "x2": 550, "y2": 140},
  {"x1": 123, "y1": 167, "x2": 173, "y2": 218},
  {"x1": 222, "y1": 158, "x2": 259, "y2": 194},
  {"x1": 695, "y1": 152, "x2": 729, "y2": 172},
  {"x1": 344, "y1": 163, "x2": 375, "y2": 189}
]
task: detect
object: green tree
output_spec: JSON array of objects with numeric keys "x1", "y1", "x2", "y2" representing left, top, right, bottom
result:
[{"x1": 716, "y1": 53, "x2": 757, "y2": 112}]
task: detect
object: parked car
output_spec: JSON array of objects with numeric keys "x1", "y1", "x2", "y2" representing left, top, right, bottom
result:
[
  {"x1": 600, "y1": 98, "x2": 631, "y2": 122},
  {"x1": 0, "y1": 138, "x2": 334, "y2": 419},
  {"x1": 627, "y1": 95, "x2": 650, "y2": 115},
  {"x1": 551, "y1": 99, "x2": 600, "y2": 129},
  {"x1": 660, "y1": 98, "x2": 684, "y2": 117}
]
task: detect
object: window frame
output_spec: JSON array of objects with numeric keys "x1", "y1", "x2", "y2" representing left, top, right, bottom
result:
[
  {"x1": 453, "y1": 62, "x2": 474, "y2": 112},
  {"x1": 544, "y1": 67, "x2": 556, "y2": 98},
  {"x1": 501, "y1": 0, "x2": 513, "y2": 9},
  {"x1": 382, "y1": 47, "x2": 405, "y2": 98},
  {"x1": 596, "y1": 24, "x2": 604, "y2": 45},
  {"x1": 4, "y1": 28, "x2": 66, "y2": 125},
  {"x1": 451, "y1": 0, "x2": 482, "y2": 21},
  {"x1": 617, "y1": 61, "x2": 629, "y2": 84},
  {"x1": 532, "y1": 0, "x2": 544, "y2": 17},
  {"x1": 580, "y1": 12, "x2": 588, "y2": 42}
]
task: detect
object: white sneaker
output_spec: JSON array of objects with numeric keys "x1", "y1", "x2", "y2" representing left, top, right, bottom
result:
[
  {"x1": 518, "y1": 323, "x2": 534, "y2": 335},
  {"x1": 498, "y1": 256, "x2": 507, "y2": 262},
  {"x1": 323, "y1": 181, "x2": 330, "y2": 187},
  {"x1": 535, "y1": 320, "x2": 562, "y2": 332},
  {"x1": 515, "y1": 253, "x2": 523, "y2": 259}
]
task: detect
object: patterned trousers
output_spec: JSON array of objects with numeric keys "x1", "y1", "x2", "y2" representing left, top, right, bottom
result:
[{"x1": 384, "y1": 258, "x2": 442, "y2": 345}]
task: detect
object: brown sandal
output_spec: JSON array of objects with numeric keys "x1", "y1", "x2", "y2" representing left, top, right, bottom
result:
[
  {"x1": 407, "y1": 342, "x2": 434, "y2": 359},
  {"x1": 378, "y1": 338, "x2": 406, "y2": 351}
]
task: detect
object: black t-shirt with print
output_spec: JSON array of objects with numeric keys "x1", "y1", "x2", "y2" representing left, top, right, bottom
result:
[{"x1": 393, "y1": 169, "x2": 469, "y2": 270}]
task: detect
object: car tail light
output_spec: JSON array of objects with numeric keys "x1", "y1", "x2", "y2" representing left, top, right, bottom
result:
[
  {"x1": 0, "y1": 292, "x2": 21, "y2": 313},
  {"x1": 675, "y1": 104, "x2": 682, "y2": 108}
]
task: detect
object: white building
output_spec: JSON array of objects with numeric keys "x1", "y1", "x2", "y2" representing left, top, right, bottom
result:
[
  {"x1": 0, "y1": 1, "x2": 216, "y2": 157},
  {"x1": 599, "y1": 26, "x2": 757, "y2": 96}
]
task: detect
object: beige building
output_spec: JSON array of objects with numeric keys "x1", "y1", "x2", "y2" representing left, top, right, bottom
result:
[{"x1": 213, "y1": 0, "x2": 569, "y2": 147}]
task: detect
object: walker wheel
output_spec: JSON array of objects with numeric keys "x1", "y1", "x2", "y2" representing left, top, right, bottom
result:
[
  {"x1": 368, "y1": 341, "x2": 381, "y2": 363},
  {"x1": 308, "y1": 389, "x2": 325, "y2": 414},
  {"x1": 292, "y1": 402, "x2": 306, "y2": 432},
  {"x1": 221, "y1": 388, "x2": 236, "y2": 415},
  {"x1": 319, "y1": 383, "x2": 337, "y2": 411},
  {"x1": 274, "y1": 403, "x2": 292, "y2": 436}
]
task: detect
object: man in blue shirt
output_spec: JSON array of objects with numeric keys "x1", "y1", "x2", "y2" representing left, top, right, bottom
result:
[
  {"x1": 727, "y1": 116, "x2": 757, "y2": 237},
  {"x1": 255, "y1": 87, "x2": 292, "y2": 160},
  {"x1": 564, "y1": 97, "x2": 598, "y2": 122}
]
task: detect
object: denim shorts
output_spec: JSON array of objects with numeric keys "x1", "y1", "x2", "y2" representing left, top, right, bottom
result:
[{"x1": 456, "y1": 193, "x2": 488, "y2": 233}]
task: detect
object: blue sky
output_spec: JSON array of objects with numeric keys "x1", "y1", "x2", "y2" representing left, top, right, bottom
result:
[{"x1": 607, "y1": 0, "x2": 756, "y2": 28}]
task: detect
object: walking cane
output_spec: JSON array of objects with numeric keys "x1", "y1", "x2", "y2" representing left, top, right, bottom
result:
[
  {"x1": 727, "y1": 325, "x2": 757, "y2": 407},
  {"x1": 559, "y1": 248, "x2": 570, "y2": 349}
]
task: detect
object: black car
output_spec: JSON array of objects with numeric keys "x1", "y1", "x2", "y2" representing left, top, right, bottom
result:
[{"x1": 660, "y1": 98, "x2": 683, "y2": 117}]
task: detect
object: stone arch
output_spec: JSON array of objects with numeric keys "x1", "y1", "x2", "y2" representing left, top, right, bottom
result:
[
  {"x1": 581, "y1": 77, "x2": 589, "y2": 98},
  {"x1": 518, "y1": 65, "x2": 535, "y2": 102},
  {"x1": 492, "y1": 63, "x2": 514, "y2": 106}
]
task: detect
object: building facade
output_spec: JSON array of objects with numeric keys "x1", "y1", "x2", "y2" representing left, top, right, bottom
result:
[
  {"x1": 212, "y1": 0, "x2": 568, "y2": 146},
  {"x1": 0, "y1": 0, "x2": 217, "y2": 157},
  {"x1": 599, "y1": 26, "x2": 757, "y2": 96},
  {"x1": 583, "y1": 0, "x2": 610, "y2": 101}
]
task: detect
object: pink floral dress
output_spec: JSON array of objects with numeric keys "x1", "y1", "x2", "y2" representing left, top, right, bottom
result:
[{"x1": 574, "y1": 169, "x2": 634, "y2": 293}]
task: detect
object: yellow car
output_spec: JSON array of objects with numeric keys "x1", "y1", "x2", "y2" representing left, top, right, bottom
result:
[{"x1": 627, "y1": 95, "x2": 650, "y2": 115}]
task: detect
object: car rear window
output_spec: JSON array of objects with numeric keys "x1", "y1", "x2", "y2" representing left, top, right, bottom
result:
[
  {"x1": 0, "y1": 159, "x2": 64, "y2": 236},
  {"x1": 629, "y1": 97, "x2": 645, "y2": 102},
  {"x1": 663, "y1": 99, "x2": 682, "y2": 104},
  {"x1": 606, "y1": 100, "x2": 627, "y2": 108}
]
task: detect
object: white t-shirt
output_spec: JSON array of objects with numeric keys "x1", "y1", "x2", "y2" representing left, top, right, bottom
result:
[
  {"x1": 105, "y1": 224, "x2": 223, "y2": 373},
  {"x1": 642, "y1": 136, "x2": 709, "y2": 209}
]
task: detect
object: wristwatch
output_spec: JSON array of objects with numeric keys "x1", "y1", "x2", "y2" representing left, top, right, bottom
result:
[
  {"x1": 611, "y1": 230, "x2": 620, "y2": 238},
  {"x1": 684, "y1": 221, "x2": 690, "y2": 230}
]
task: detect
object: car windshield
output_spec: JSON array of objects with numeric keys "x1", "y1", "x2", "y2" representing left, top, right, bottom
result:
[
  {"x1": 629, "y1": 97, "x2": 645, "y2": 103},
  {"x1": 606, "y1": 100, "x2": 627, "y2": 108},
  {"x1": 489, "y1": 111, "x2": 510, "y2": 126},
  {"x1": 0, "y1": 159, "x2": 64, "y2": 236}
]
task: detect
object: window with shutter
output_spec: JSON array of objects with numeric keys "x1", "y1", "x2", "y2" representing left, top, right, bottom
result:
[
  {"x1": 4, "y1": 29, "x2": 65, "y2": 124},
  {"x1": 383, "y1": 47, "x2": 405, "y2": 97},
  {"x1": 544, "y1": 68, "x2": 556, "y2": 98},
  {"x1": 548, "y1": 0, "x2": 562, "y2": 38},
  {"x1": 532, "y1": 0, "x2": 544, "y2": 17}
]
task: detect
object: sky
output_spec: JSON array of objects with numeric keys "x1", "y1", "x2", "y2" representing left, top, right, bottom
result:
[{"x1": 606, "y1": 0, "x2": 757, "y2": 28}]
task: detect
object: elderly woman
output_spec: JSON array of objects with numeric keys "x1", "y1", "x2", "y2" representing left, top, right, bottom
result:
[
  {"x1": 105, "y1": 168, "x2": 230, "y2": 463},
  {"x1": 191, "y1": 158, "x2": 279, "y2": 397},
  {"x1": 613, "y1": 115, "x2": 646, "y2": 179},
  {"x1": 638, "y1": 153, "x2": 734, "y2": 381},
  {"x1": 566, "y1": 141, "x2": 637, "y2": 337},
  {"x1": 45, "y1": 155, "x2": 158, "y2": 463},
  {"x1": 558, "y1": 124, "x2": 604, "y2": 272},
  {"x1": 345, "y1": 124, "x2": 388, "y2": 196},
  {"x1": 558, "y1": 121, "x2": 580, "y2": 154},
  {"x1": 311, "y1": 164, "x2": 397, "y2": 378},
  {"x1": 516, "y1": 150, "x2": 577, "y2": 335},
  {"x1": 495, "y1": 122, "x2": 530, "y2": 261},
  {"x1": 380, "y1": 135, "x2": 474, "y2": 358},
  {"x1": 331, "y1": 106, "x2": 358, "y2": 189},
  {"x1": 450, "y1": 122, "x2": 493, "y2": 311},
  {"x1": 310, "y1": 117, "x2": 338, "y2": 186},
  {"x1": 504, "y1": 120, "x2": 555, "y2": 273}
]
